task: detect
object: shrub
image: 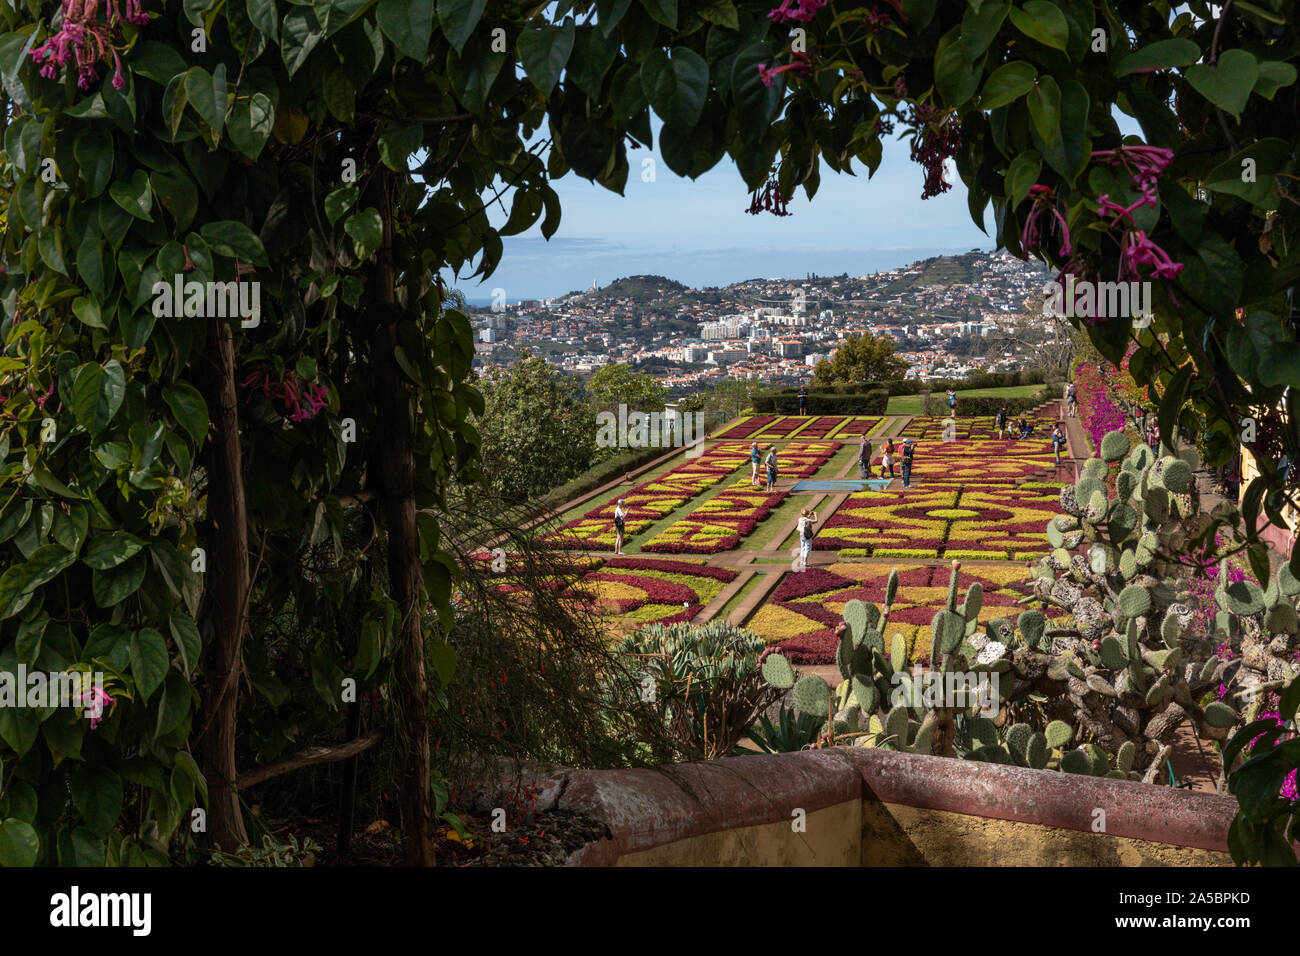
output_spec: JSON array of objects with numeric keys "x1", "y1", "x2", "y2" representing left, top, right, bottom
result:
[{"x1": 609, "y1": 621, "x2": 781, "y2": 761}]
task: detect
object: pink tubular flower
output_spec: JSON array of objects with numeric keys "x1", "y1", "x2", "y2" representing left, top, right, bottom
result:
[
  {"x1": 1120, "y1": 229, "x2": 1184, "y2": 281},
  {"x1": 77, "y1": 685, "x2": 116, "y2": 730},
  {"x1": 1021, "y1": 184, "x2": 1072, "y2": 258},
  {"x1": 767, "y1": 0, "x2": 828, "y2": 23},
  {"x1": 28, "y1": 0, "x2": 144, "y2": 91},
  {"x1": 758, "y1": 52, "x2": 811, "y2": 88},
  {"x1": 243, "y1": 368, "x2": 330, "y2": 422}
]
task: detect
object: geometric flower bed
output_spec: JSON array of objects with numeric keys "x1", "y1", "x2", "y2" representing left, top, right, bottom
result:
[
  {"x1": 565, "y1": 557, "x2": 738, "y2": 626},
  {"x1": 813, "y1": 482, "x2": 1064, "y2": 560},
  {"x1": 716, "y1": 416, "x2": 881, "y2": 441},
  {"x1": 770, "y1": 441, "x2": 842, "y2": 477},
  {"x1": 829, "y1": 416, "x2": 882, "y2": 437},
  {"x1": 744, "y1": 562, "x2": 1066, "y2": 664},
  {"x1": 892, "y1": 442, "x2": 1060, "y2": 484},
  {"x1": 899, "y1": 415, "x2": 1057, "y2": 442},
  {"x1": 715, "y1": 415, "x2": 777, "y2": 439},
  {"x1": 544, "y1": 460, "x2": 737, "y2": 551},
  {"x1": 641, "y1": 480, "x2": 789, "y2": 553}
]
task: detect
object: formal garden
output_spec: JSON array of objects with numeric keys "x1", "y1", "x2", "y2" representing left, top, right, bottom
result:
[{"x1": 0, "y1": 0, "x2": 1297, "y2": 871}]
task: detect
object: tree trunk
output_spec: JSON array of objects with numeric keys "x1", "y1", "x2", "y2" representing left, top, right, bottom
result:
[
  {"x1": 196, "y1": 316, "x2": 251, "y2": 851},
  {"x1": 364, "y1": 163, "x2": 435, "y2": 866}
]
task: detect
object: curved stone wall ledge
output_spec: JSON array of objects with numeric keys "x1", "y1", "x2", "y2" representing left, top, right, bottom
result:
[{"x1": 522, "y1": 749, "x2": 1247, "y2": 866}]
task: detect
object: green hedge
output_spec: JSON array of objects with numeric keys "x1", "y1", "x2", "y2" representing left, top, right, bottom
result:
[
  {"x1": 921, "y1": 388, "x2": 1052, "y2": 418},
  {"x1": 752, "y1": 389, "x2": 890, "y2": 415},
  {"x1": 536, "y1": 444, "x2": 670, "y2": 512}
]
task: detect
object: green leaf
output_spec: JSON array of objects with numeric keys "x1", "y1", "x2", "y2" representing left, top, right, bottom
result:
[
  {"x1": 83, "y1": 532, "x2": 147, "y2": 570},
  {"x1": 150, "y1": 168, "x2": 199, "y2": 233},
  {"x1": 128, "y1": 41, "x2": 189, "y2": 85},
  {"x1": 109, "y1": 169, "x2": 153, "y2": 221},
  {"x1": 281, "y1": 6, "x2": 324, "y2": 78},
  {"x1": 92, "y1": 554, "x2": 147, "y2": 608},
  {"x1": 934, "y1": 34, "x2": 981, "y2": 106},
  {"x1": 1114, "y1": 38, "x2": 1201, "y2": 77},
  {"x1": 640, "y1": 0, "x2": 677, "y2": 28},
  {"x1": 163, "y1": 383, "x2": 209, "y2": 446},
  {"x1": 378, "y1": 123, "x2": 422, "y2": 171},
  {"x1": 16, "y1": 545, "x2": 77, "y2": 594},
  {"x1": 641, "y1": 46, "x2": 709, "y2": 129},
  {"x1": 200, "y1": 220, "x2": 269, "y2": 265},
  {"x1": 183, "y1": 65, "x2": 227, "y2": 134},
  {"x1": 1026, "y1": 76, "x2": 1061, "y2": 144},
  {"x1": 247, "y1": 0, "x2": 280, "y2": 41},
  {"x1": 156, "y1": 670, "x2": 193, "y2": 739},
  {"x1": 518, "y1": 16, "x2": 576, "y2": 97},
  {"x1": 324, "y1": 184, "x2": 359, "y2": 225},
  {"x1": 1206, "y1": 138, "x2": 1291, "y2": 208},
  {"x1": 71, "y1": 765, "x2": 124, "y2": 837},
  {"x1": 73, "y1": 130, "x2": 114, "y2": 198},
  {"x1": 434, "y1": 0, "x2": 481, "y2": 56},
  {"x1": 169, "y1": 610, "x2": 202, "y2": 676},
  {"x1": 129, "y1": 627, "x2": 170, "y2": 701},
  {"x1": 1008, "y1": 0, "x2": 1068, "y2": 51},
  {"x1": 1253, "y1": 61, "x2": 1298, "y2": 100},
  {"x1": 227, "y1": 92, "x2": 275, "y2": 160},
  {"x1": 345, "y1": 208, "x2": 384, "y2": 259},
  {"x1": 1005, "y1": 150, "x2": 1042, "y2": 209},
  {"x1": 1186, "y1": 49, "x2": 1259, "y2": 120},
  {"x1": 70, "y1": 360, "x2": 126, "y2": 435},
  {"x1": 979, "y1": 60, "x2": 1036, "y2": 110},
  {"x1": 0, "y1": 819, "x2": 39, "y2": 866}
]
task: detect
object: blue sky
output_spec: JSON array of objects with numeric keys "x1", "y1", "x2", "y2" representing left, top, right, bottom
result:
[{"x1": 461, "y1": 125, "x2": 993, "y2": 303}]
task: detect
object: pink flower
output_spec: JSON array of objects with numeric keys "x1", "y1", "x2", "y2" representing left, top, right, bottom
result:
[
  {"x1": 1120, "y1": 230, "x2": 1184, "y2": 281},
  {"x1": 77, "y1": 685, "x2": 116, "y2": 730},
  {"x1": 767, "y1": 0, "x2": 828, "y2": 23},
  {"x1": 757, "y1": 52, "x2": 811, "y2": 88},
  {"x1": 29, "y1": 0, "x2": 144, "y2": 90},
  {"x1": 1021, "y1": 184, "x2": 1072, "y2": 257}
]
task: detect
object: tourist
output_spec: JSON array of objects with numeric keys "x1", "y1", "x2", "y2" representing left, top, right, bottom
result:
[
  {"x1": 613, "y1": 499, "x2": 627, "y2": 555},
  {"x1": 1066, "y1": 382, "x2": 1077, "y2": 417},
  {"x1": 995, "y1": 404, "x2": 1009, "y2": 439},
  {"x1": 765, "y1": 445, "x2": 778, "y2": 491},
  {"x1": 947, "y1": 388, "x2": 957, "y2": 415},
  {"x1": 797, "y1": 382, "x2": 809, "y2": 416},
  {"x1": 1146, "y1": 419, "x2": 1160, "y2": 454},
  {"x1": 749, "y1": 441, "x2": 761, "y2": 487},
  {"x1": 901, "y1": 439, "x2": 916, "y2": 488},
  {"x1": 1051, "y1": 422, "x2": 1066, "y2": 465},
  {"x1": 796, "y1": 507, "x2": 818, "y2": 572},
  {"x1": 880, "y1": 438, "x2": 895, "y2": 479},
  {"x1": 858, "y1": 436, "x2": 873, "y2": 480}
]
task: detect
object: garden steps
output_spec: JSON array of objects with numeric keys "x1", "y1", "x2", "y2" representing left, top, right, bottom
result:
[{"x1": 694, "y1": 562, "x2": 756, "y2": 623}]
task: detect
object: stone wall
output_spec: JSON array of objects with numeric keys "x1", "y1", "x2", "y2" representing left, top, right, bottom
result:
[{"x1": 491, "y1": 749, "x2": 1243, "y2": 866}]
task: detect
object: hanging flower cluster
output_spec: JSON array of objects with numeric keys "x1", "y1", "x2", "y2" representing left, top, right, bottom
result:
[
  {"x1": 745, "y1": 177, "x2": 791, "y2": 217},
  {"x1": 28, "y1": 0, "x2": 149, "y2": 91},
  {"x1": 1021, "y1": 184, "x2": 1072, "y2": 258},
  {"x1": 767, "y1": 0, "x2": 828, "y2": 23},
  {"x1": 907, "y1": 102, "x2": 961, "y2": 199},
  {"x1": 758, "y1": 51, "x2": 811, "y2": 88},
  {"x1": 1092, "y1": 146, "x2": 1184, "y2": 281},
  {"x1": 78, "y1": 685, "x2": 116, "y2": 730},
  {"x1": 242, "y1": 369, "x2": 330, "y2": 422}
]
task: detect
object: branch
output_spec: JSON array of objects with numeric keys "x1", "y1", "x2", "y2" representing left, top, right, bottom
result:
[{"x1": 236, "y1": 729, "x2": 385, "y2": 790}]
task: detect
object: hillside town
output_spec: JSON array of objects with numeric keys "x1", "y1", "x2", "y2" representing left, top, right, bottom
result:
[{"x1": 468, "y1": 249, "x2": 1055, "y2": 390}]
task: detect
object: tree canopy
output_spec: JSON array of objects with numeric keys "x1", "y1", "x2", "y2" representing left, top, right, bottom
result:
[{"x1": 811, "y1": 331, "x2": 909, "y2": 385}]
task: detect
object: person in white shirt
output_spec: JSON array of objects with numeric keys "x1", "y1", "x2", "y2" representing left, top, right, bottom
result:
[
  {"x1": 613, "y1": 499, "x2": 627, "y2": 555},
  {"x1": 795, "y1": 508, "x2": 818, "y2": 571}
]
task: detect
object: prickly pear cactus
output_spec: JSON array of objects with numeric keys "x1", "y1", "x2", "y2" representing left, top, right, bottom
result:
[{"x1": 753, "y1": 428, "x2": 1300, "y2": 788}]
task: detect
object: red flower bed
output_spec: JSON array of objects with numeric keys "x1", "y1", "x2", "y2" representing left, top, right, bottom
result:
[
  {"x1": 716, "y1": 416, "x2": 777, "y2": 439},
  {"x1": 604, "y1": 557, "x2": 739, "y2": 582},
  {"x1": 834, "y1": 417, "x2": 882, "y2": 437},
  {"x1": 772, "y1": 567, "x2": 856, "y2": 602},
  {"x1": 760, "y1": 629, "x2": 840, "y2": 665},
  {"x1": 788, "y1": 416, "x2": 846, "y2": 438}
]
